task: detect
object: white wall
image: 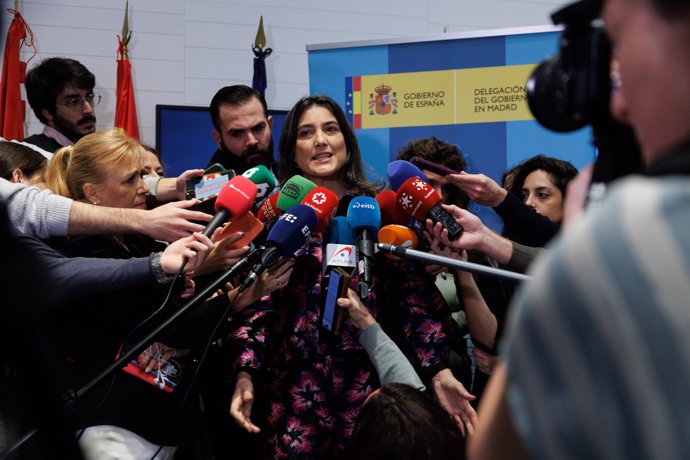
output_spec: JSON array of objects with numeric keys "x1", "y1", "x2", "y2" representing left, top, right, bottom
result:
[{"x1": 1, "y1": 0, "x2": 567, "y2": 147}]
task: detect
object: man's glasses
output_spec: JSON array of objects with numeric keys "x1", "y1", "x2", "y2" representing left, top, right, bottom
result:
[{"x1": 56, "y1": 92, "x2": 101, "y2": 111}]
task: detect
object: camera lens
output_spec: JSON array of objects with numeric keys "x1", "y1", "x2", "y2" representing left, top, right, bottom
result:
[{"x1": 527, "y1": 56, "x2": 589, "y2": 132}]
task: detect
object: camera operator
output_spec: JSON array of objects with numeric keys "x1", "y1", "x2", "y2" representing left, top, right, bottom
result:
[{"x1": 468, "y1": 0, "x2": 690, "y2": 459}]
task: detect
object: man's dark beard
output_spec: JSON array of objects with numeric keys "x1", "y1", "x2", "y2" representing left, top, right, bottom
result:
[
  {"x1": 51, "y1": 112, "x2": 96, "y2": 143},
  {"x1": 219, "y1": 137, "x2": 275, "y2": 173}
]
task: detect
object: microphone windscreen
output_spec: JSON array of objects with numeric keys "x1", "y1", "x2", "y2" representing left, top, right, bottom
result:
[
  {"x1": 395, "y1": 176, "x2": 442, "y2": 220},
  {"x1": 387, "y1": 160, "x2": 429, "y2": 191},
  {"x1": 276, "y1": 175, "x2": 317, "y2": 212},
  {"x1": 301, "y1": 186, "x2": 339, "y2": 233},
  {"x1": 218, "y1": 210, "x2": 265, "y2": 249},
  {"x1": 266, "y1": 204, "x2": 318, "y2": 255},
  {"x1": 256, "y1": 192, "x2": 283, "y2": 223},
  {"x1": 214, "y1": 175, "x2": 258, "y2": 216},
  {"x1": 376, "y1": 189, "x2": 409, "y2": 226},
  {"x1": 346, "y1": 196, "x2": 381, "y2": 233},
  {"x1": 378, "y1": 224, "x2": 419, "y2": 249},
  {"x1": 324, "y1": 216, "x2": 355, "y2": 245},
  {"x1": 242, "y1": 165, "x2": 277, "y2": 203}
]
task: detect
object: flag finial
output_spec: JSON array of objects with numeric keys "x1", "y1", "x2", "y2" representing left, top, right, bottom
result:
[{"x1": 253, "y1": 16, "x2": 266, "y2": 50}]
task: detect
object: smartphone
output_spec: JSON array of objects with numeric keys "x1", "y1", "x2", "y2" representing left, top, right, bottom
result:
[
  {"x1": 184, "y1": 169, "x2": 236, "y2": 200},
  {"x1": 321, "y1": 267, "x2": 351, "y2": 335},
  {"x1": 204, "y1": 163, "x2": 226, "y2": 175},
  {"x1": 410, "y1": 156, "x2": 459, "y2": 176}
]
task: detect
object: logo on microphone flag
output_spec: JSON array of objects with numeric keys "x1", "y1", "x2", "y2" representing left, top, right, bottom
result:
[
  {"x1": 311, "y1": 192, "x2": 327, "y2": 205},
  {"x1": 325, "y1": 244, "x2": 357, "y2": 268}
]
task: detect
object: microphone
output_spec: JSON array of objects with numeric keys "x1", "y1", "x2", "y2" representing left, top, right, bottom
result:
[
  {"x1": 242, "y1": 164, "x2": 278, "y2": 205},
  {"x1": 276, "y1": 175, "x2": 317, "y2": 212},
  {"x1": 300, "y1": 186, "x2": 339, "y2": 233},
  {"x1": 375, "y1": 189, "x2": 410, "y2": 226},
  {"x1": 395, "y1": 176, "x2": 463, "y2": 240},
  {"x1": 346, "y1": 196, "x2": 381, "y2": 299},
  {"x1": 387, "y1": 160, "x2": 429, "y2": 191},
  {"x1": 217, "y1": 210, "x2": 265, "y2": 249},
  {"x1": 256, "y1": 192, "x2": 283, "y2": 223},
  {"x1": 377, "y1": 243, "x2": 531, "y2": 283},
  {"x1": 238, "y1": 204, "x2": 318, "y2": 293},
  {"x1": 322, "y1": 216, "x2": 356, "y2": 274},
  {"x1": 377, "y1": 224, "x2": 419, "y2": 261},
  {"x1": 377, "y1": 224, "x2": 418, "y2": 248},
  {"x1": 202, "y1": 175, "x2": 258, "y2": 238}
]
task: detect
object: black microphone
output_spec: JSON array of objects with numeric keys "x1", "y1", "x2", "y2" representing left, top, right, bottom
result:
[
  {"x1": 238, "y1": 204, "x2": 318, "y2": 293},
  {"x1": 346, "y1": 196, "x2": 381, "y2": 299},
  {"x1": 377, "y1": 243, "x2": 531, "y2": 283}
]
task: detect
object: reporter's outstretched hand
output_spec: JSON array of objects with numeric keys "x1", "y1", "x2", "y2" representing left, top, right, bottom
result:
[
  {"x1": 446, "y1": 172, "x2": 507, "y2": 207},
  {"x1": 175, "y1": 169, "x2": 205, "y2": 201},
  {"x1": 231, "y1": 258, "x2": 296, "y2": 313},
  {"x1": 160, "y1": 231, "x2": 214, "y2": 274},
  {"x1": 142, "y1": 199, "x2": 213, "y2": 242},
  {"x1": 472, "y1": 347, "x2": 497, "y2": 375},
  {"x1": 337, "y1": 288, "x2": 375, "y2": 331},
  {"x1": 195, "y1": 231, "x2": 249, "y2": 276},
  {"x1": 432, "y1": 368, "x2": 478, "y2": 437},
  {"x1": 230, "y1": 371, "x2": 260, "y2": 433},
  {"x1": 137, "y1": 342, "x2": 190, "y2": 374},
  {"x1": 426, "y1": 204, "x2": 488, "y2": 252}
]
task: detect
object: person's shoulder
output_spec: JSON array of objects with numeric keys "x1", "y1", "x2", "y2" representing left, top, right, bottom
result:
[
  {"x1": 21, "y1": 134, "x2": 60, "y2": 155},
  {"x1": 597, "y1": 175, "x2": 690, "y2": 226}
]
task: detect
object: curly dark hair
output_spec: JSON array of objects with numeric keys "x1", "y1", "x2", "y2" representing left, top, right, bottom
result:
[{"x1": 397, "y1": 137, "x2": 469, "y2": 208}]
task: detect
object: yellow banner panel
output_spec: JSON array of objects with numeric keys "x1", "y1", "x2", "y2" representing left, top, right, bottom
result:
[
  {"x1": 360, "y1": 70, "x2": 455, "y2": 129},
  {"x1": 456, "y1": 64, "x2": 536, "y2": 124}
]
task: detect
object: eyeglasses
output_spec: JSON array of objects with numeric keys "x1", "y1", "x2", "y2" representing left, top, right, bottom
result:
[{"x1": 56, "y1": 92, "x2": 102, "y2": 111}]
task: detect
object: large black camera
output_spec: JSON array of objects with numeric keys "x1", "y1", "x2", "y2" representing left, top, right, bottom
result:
[
  {"x1": 527, "y1": 0, "x2": 644, "y2": 205},
  {"x1": 526, "y1": 0, "x2": 610, "y2": 132}
]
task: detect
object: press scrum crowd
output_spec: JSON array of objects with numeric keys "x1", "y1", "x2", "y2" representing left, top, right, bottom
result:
[{"x1": 3, "y1": 0, "x2": 690, "y2": 458}]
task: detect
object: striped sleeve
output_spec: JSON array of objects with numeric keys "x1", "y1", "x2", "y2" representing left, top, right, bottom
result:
[{"x1": 502, "y1": 176, "x2": 690, "y2": 460}]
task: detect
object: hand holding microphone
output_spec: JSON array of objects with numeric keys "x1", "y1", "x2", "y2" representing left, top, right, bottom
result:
[{"x1": 396, "y1": 176, "x2": 463, "y2": 240}]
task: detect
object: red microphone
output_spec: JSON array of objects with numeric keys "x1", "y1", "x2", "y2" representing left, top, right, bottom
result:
[
  {"x1": 375, "y1": 189, "x2": 409, "y2": 226},
  {"x1": 256, "y1": 192, "x2": 283, "y2": 223},
  {"x1": 300, "y1": 186, "x2": 339, "y2": 233},
  {"x1": 395, "y1": 177, "x2": 463, "y2": 240},
  {"x1": 202, "y1": 175, "x2": 257, "y2": 238}
]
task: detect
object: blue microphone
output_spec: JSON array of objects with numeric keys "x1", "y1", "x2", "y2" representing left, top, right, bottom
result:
[
  {"x1": 239, "y1": 204, "x2": 318, "y2": 292},
  {"x1": 387, "y1": 160, "x2": 429, "y2": 191},
  {"x1": 346, "y1": 196, "x2": 381, "y2": 299}
]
